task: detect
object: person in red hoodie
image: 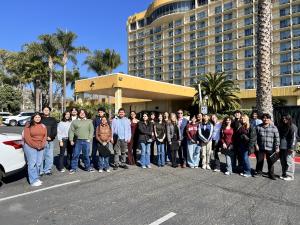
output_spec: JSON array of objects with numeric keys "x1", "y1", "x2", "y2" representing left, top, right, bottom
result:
[
  {"x1": 23, "y1": 112, "x2": 47, "y2": 186},
  {"x1": 186, "y1": 115, "x2": 201, "y2": 168}
]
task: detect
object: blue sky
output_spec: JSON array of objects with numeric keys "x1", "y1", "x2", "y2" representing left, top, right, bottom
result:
[{"x1": 0, "y1": 0, "x2": 152, "y2": 96}]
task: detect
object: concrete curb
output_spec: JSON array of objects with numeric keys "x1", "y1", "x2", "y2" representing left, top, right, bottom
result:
[{"x1": 249, "y1": 154, "x2": 300, "y2": 164}]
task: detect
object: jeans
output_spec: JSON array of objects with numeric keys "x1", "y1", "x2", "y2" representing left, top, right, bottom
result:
[
  {"x1": 41, "y1": 141, "x2": 54, "y2": 174},
  {"x1": 178, "y1": 138, "x2": 187, "y2": 165},
  {"x1": 24, "y1": 144, "x2": 44, "y2": 184},
  {"x1": 58, "y1": 139, "x2": 72, "y2": 170},
  {"x1": 187, "y1": 140, "x2": 201, "y2": 167},
  {"x1": 225, "y1": 150, "x2": 235, "y2": 173},
  {"x1": 156, "y1": 142, "x2": 165, "y2": 166},
  {"x1": 286, "y1": 151, "x2": 295, "y2": 178},
  {"x1": 240, "y1": 145, "x2": 251, "y2": 175},
  {"x1": 99, "y1": 156, "x2": 110, "y2": 170},
  {"x1": 170, "y1": 141, "x2": 180, "y2": 167},
  {"x1": 71, "y1": 140, "x2": 91, "y2": 170},
  {"x1": 140, "y1": 142, "x2": 151, "y2": 167},
  {"x1": 91, "y1": 137, "x2": 99, "y2": 168},
  {"x1": 114, "y1": 139, "x2": 128, "y2": 166}
]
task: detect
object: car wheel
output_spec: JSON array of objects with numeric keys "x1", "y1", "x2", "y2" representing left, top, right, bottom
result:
[
  {"x1": 0, "y1": 169, "x2": 4, "y2": 186},
  {"x1": 9, "y1": 120, "x2": 17, "y2": 126}
]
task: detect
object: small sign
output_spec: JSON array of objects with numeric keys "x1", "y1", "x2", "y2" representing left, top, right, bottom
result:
[{"x1": 201, "y1": 106, "x2": 208, "y2": 114}]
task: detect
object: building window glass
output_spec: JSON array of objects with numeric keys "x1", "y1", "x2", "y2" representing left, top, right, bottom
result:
[
  {"x1": 292, "y1": 17, "x2": 300, "y2": 25},
  {"x1": 215, "y1": 54, "x2": 222, "y2": 63},
  {"x1": 224, "y1": 42, "x2": 233, "y2": 51},
  {"x1": 224, "y1": 62, "x2": 233, "y2": 71},
  {"x1": 215, "y1": 15, "x2": 222, "y2": 24},
  {"x1": 280, "y1": 53, "x2": 291, "y2": 63},
  {"x1": 280, "y1": 7, "x2": 290, "y2": 16},
  {"x1": 294, "y1": 40, "x2": 300, "y2": 49},
  {"x1": 244, "y1": 7, "x2": 253, "y2": 15},
  {"x1": 197, "y1": 39, "x2": 206, "y2": 47},
  {"x1": 197, "y1": 11, "x2": 206, "y2": 19},
  {"x1": 292, "y1": 5, "x2": 300, "y2": 13},
  {"x1": 224, "y1": 33, "x2": 233, "y2": 41},
  {"x1": 224, "y1": 23, "x2": 232, "y2": 31},
  {"x1": 190, "y1": 15, "x2": 196, "y2": 22},
  {"x1": 245, "y1": 80, "x2": 254, "y2": 89},
  {"x1": 198, "y1": 30, "x2": 206, "y2": 38},
  {"x1": 215, "y1": 45, "x2": 222, "y2": 53},
  {"x1": 280, "y1": 41, "x2": 291, "y2": 51},
  {"x1": 130, "y1": 22, "x2": 136, "y2": 30},
  {"x1": 215, "y1": 64, "x2": 222, "y2": 72},
  {"x1": 294, "y1": 63, "x2": 300, "y2": 73},
  {"x1": 280, "y1": 19, "x2": 291, "y2": 28},
  {"x1": 280, "y1": 30, "x2": 291, "y2": 39},
  {"x1": 215, "y1": 35, "x2": 222, "y2": 43},
  {"x1": 175, "y1": 19, "x2": 183, "y2": 27},
  {"x1": 215, "y1": 25, "x2": 222, "y2": 33},
  {"x1": 190, "y1": 24, "x2": 196, "y2": 31},
  {"x1": 279, "y1": 0, "x2": 290, "y2": 5},
  {"x1": 224, "y1": 2, "x2": 233, "y2": 11},
  {"x1": 175, "y1": 45, "x2": 184, "y2": 52},
  {"x1": 280, "y1": 64, "x2": 291, "y2": 74},
  {"x1": 198, "y1": 66, "x2": 206, "y2": 74},
  {"x1": 245, "y1": 38, "x2": 253, "y2": 46},
  {"x1": 245, "y1": 28, "x2": 253, "y2": 36},
  {"x1": 198, "y1": 57, "x2": 206, "y2": 65},
  {"x1": 294, "y1": 28, "x2": 300, "y2": 37},
  {"x1": 245, "y1": 49, "x2": 253, "y2": 57},
  {"x1": 294, "y1": 76, "x2": 300, "y2": 84},
  {"x1": 190, "y1": 60, "x2": 196, "y2": 67},
  {"x1": 280, "y1": 76, "x2": 292, "y2": 86},
  {"x1": 197, "y1": 21, "x2": 206, "y2": 29},
  {"x1": 224, "y1": 13, "x2": 233, "y2": 21},
  {"x1": 198, "y1": 48, "x2": 205, "y2": 56},
  {"x1": 294, "y1": 51, "x2": 300, "y2": 61},
  {"x1": 244, "y1": 17, "x2": 253, "y2": 25},
  {"x1": 190, "y1": 41, "x2": 196, "y2": 49},
  {"x1": 245, "y1": 70, "x2": 253, "y2": 78},
  {"x1": 224, "y1": 52, "x2": 233, "y2": 61},
  {"x1": 175, "y1": 28, "x2": 182, "y2": 35},
  {"x1": 215, "y1": 6, "x2": 222, "y2": 14},
  {"x1": 175, "y1": 54, "x2": 183, "y2": 61},
  {"x1": 190, "y1": 50, "x2": 196, "y2": 58},
  {"x1": 190, "y1": 33, "x2": 196, "y2": 40},
  {"x1": 245, "y1": 59, "x2": 254, "y2": 68}
]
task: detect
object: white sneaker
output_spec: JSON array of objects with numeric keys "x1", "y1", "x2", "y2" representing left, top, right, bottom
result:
[
  {"x1": 225, "y1": 171, "x2": 231, "y2": 176},
  {"x1": 190, "y1": 166, "x2": 194, "y2": 169},
  {"x1": 60, "y1": 169, "x2": 65, "y2": 173},
  {"x1": 240, "y1": 173, "x2": 244, "y2": 176},
  {"x1": 98, "y1": 169, "x2": 103, "y2": 173},
  {"x1": 283, "y1": 176, "x2": 294, "y2": 181},
  {"x1": 206, "y1": 165, "x2": 211, "y2": 170},
  {"x1": 195, "y1": 166, "x2": 199, "y2": 169},
  {"x1": 31, "y1": 180, "x2": 42, "y2": 187},
  {"x1": 202, "y1": 165, "x2": 206, "y2": 170},
  {"x1": 213, "y1": 169, "x2": 220, "y2": 172},
  {"x1": 106, "y1": 169, "x2": 111, "y2": 173},
  {"x1": 142, "y1": 166, "x2": 146, "y2": 169},
  {"x1": 147, "y1": 165, "x2": 152, "y2": 169},
  {"x1": 243, "y1": 174, "x2": 251, "y2": 178}
]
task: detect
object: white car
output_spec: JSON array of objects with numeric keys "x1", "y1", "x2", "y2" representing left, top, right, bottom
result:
[
  {"x1": 0, "y1": 133, "x2": 26, "y2": 183},
  {"x1": 2, "y1": 112, "x2": 35, "y2": 126}
]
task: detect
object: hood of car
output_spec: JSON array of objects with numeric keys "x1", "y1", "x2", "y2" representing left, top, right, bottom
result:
[{"x1": 0, "y1": 133, "x2": 23, "y2": 142}]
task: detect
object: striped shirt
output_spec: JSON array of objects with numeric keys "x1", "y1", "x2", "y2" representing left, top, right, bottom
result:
[{"x1": 256, "y1": 123, "x2": 280, "y2": 152}]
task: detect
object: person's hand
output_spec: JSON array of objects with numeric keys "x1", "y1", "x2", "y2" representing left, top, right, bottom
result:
[
  {"x1": 169, "y1": 142, "x2": 172, "y2": 145},
  {"x1": 222, "y1": 143, "x2": 227, "y2": 149},
  {"x1": 47, "y1": 137, "x2": 51, "y2": 141},
  {"x1": 178, "y1": 141, "x2": 181, "y2": 145},
  {"x1": 70, "y1": 141, "x2": 75, "y2": 146},
  {"x1": 255, "y1": 144, "x2": 259, "y2": 152},
  {"x1": 87, "y1": 140, "x2": 90, "y2": 143},
  {"x1": 191, "y1": 140, "x2": 195, "y2": 144},
  {"x1": 59, "y1": 141, "x2": 64, "y2": 147},
  {"x1": 275, "y1": 149, "x2": 280, "y2": 154},
  {"x1": 288, "y1": 149, "x2": 293, "y2": 154}
]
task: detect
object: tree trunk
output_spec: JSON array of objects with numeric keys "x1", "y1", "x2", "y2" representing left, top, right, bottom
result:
[
  {"x1": 256, "y1": 0, "x2": 273, "y2": 117},
  {"x1": 49, "y1": 58, "x2": 54, "y2": 109},
  {"x1": 63, "y1": 54, "x2": 68, "y2": 112},
  {"x1": 35, "y1": 80, "x2": 41, "y2": 112}
]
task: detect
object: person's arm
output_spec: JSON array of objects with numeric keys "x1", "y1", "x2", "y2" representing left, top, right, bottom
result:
[
  {"x1": 207, "y1": 124, "x2": 214, "y2": 141},
  {"x1": 288, "y1": 125, "x2": 298, "y2": 152},
  {"x1": 23, "y1": 126, "x2": 38, "y2": 149},
  {"x1": 68, "y1": 121, "x2": 75, "y2": 142},
  {"x1": 154, "y1": 124, "x2": 158, "y2": 139},
  {"x1": 126, "y1": 119, "x2": 132, "y2": 142},
  {"x1": 41, "y1": 126, "x2": 47, "y2": 149},
  {"x1": 198, "y1": 124, "x2": 208, "y2": 142},
  {"x1": 166, "y1": 124, "x2": 171, "y2": 144},
  {"x1": 248, "y1": 126, "x2": 257, "y2": 153},
  {"x1": 274, "y1": 126, "x2": 280, "y2": 152},
  {"x1": 89, "y1": 120, "x2": 94, "y2": 141},
  {"x1": 186, "y1": 125, "x2": 192, "y2": 141},
  {"x1": 95, "y1": 126, "x2": 101, "y2": 143},
  {"x1": 51, "y1": 118, "x2": 57, "y2": 140}
]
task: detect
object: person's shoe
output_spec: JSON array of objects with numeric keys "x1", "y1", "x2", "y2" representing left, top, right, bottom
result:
[
  {"x1": 59, "y1": 169, "x2": 65, "y2": 173},
  {"x1": 243, "y1": 174, "x2": 251, "y2": 178},
  {"x1": 240, "y1": 173, "x2": 244, "y2": 176},
  {"x1": 106, "y1": 169, "x2": 111, "y2": 173},
  {"x1": 181, "y1": 163, "x2": 186, "y2": 168},
  {"x1": 206, "y1": 165, "x2": 211, "y2": 170},
  {"x1": 31, "y1": 180, "x2": 42, "y2": 187},
  {"x1": 195, "y1": 166, "x2": 199, "y2": 169},
  {"x1": 213, "y1": 169, "x2": 220, "y2": 172},
  {"x1": 202, "y1": 165, "x2": 206, "y2": 170},
  {"x1": 120, "y1": 164, "x2": 129, "y2": 169},
  {"x1": 69, "y1": 169, "x2": 76, "y2": 174},
  {"x1": 280, "y1": 175, "x2": 287, "y2": 180},
  {"x1": 190, "y1": 166, "x2": 194, "y2": 169},
  {"x1": 225, "y1": 171, "x2": 231, "y2": 176},
  {"x1": 88, "y1": 168, "x2": 95, "y2": 173},
  {"x1": 283, "y1": 176, "x2": 294, "y2": 181},
  {"x1": 98, "y1": 169, "x2": 103, "y2": 173},
  {"x1": 147, "y1": 165, "x2": 152, "y2": 169},
  {"x1": 45, "y1": 171, "x2": 52, "y2": 176},
  {"x1": 142, "y1": 166, "x2": 147, "y2": 169},
  {"x1": 113, "y1": 166, "x2": 119, "y2": 170},
  {"x1": 269, "y1": 175, "x2": 276, "y2": 180}
]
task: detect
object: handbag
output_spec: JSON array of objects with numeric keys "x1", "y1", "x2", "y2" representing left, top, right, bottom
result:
[
  {"x1": 269, "y1": 152, "x2": 279, "y2": 164},
  {"x1": 97, "y1": 143, "x2": 111, "y2": 157}
]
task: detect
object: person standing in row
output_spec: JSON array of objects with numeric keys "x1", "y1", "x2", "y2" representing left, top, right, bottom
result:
[
  {"x1": 57, "y1": 111, "x2": 72, "y2": 172},
  {"x1": 256, "y1": 113, "x2": 280, "y2": 180},
  {"x1": 128, "y1": 111, "x2": 139, "y2": 165},
  {"x1": 177, "y1": 109, "x2": 188, "y2": 168},
  {"x1": 69, "y1": 109, "x2": 94, "y2": 174},
  {"x1": 40, "y1": 106, "x2": 57, "y2": 176},
  {"x1": 186, "y1": 115, "x2": 201, "y2": 168},
  {"x1": 96, "y1": 116, "x2": 112, "y2": 173},
  {"x1": 112, "y1": 108, "x2": 131, "y2": 170},
  {"x1": 23, "y1": 112, "x2": 47, "y2": 186},
  {"x1": 220, "y1": 117, "x2": 234, "y2": 175},
  {"x1": 211, "y1": 114, "x2": 221, "y2": 172},
  {"x1": 196, "y1": 113, "x2": 203, "y2": 124},
  {"x1": 236, "y1": 115, "x2": 256, "y2": 177},
  {"x1": 138, "y1": 113, "x2": 153, "y2": 169},
  {"x1": 167, "y1": 113, "x2": 182, "y2": 168},
  {"x1": 149, "y1": 112, "x2": 156, "y2": 163},
  {"x1": 278, "y1": 115, "x2": 298, "y2": 181},
  {"x1": 199, "y1": 114, "x2": 213, "y2": 170},
  {"x1": 163, "y1": 112, "x2": 171, "y2": 163},
  {"x1": 154, "y1": 113, "x2": 166, "y2": 167},
  {"x1": 250, "y1": 110, "x2": 262, "y2": 128},
  {"x1": 70, "y1": 107, "x2": 78, "y2": 121}
]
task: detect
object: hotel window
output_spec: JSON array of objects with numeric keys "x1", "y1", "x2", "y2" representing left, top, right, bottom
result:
[
  {"x1": 294, "y1": 28, "x2": 300, "y2": 37},
  {"x1": 224, "y1": 52, "x2": 233, "y2": 61},
  {"x1": 175, "y1": 28, "x2": 182, "y2": 35},
  {"x1": 155, "y1": 34, "x2": 162, "y2": 41},
  {"x1": 224, "y1": 62, "x2": 233, "y2": 71},
  {"x1": 197, "y1": 11, "x2": 206, "y2": 19},
  {"x1": 293, "y1": 17, "x2": 300, "y2": 25},
  {"x1": 198, "y1": 66, "x2": 206, "y2": 74},
  {"x1": 169, "y1": 64, "x2": 173, "y2": 71},
  {"x1": 245, "y1": 80, "x2": 254, "y2": 89},
  {"x1": 190, "y1": 69, "x2": 196, "y2": 76},
  {"x1": 175, "y1": 36, "x2": 183, "y2": 44},
  {"x1": 280, "y1": 19, "x2": 290, "y2": 28},
  {"x1": 279, "y1": 0, "x2": 289, "y2": 5},
  {"x1": 224, "y1": 23, "x2": 232, "y2": 31},
  {"x1": 215, "y1": 35, "x2": 222, "y2": 43},
  {"x1": 197, "y1": 21, "x2": 206, "y2": 29},
  {"x1": 294, "y1": 76, "x2": 300, "y2": 85},
  {"x1": 244, "y1": 7, "x2": 253, "y2": 15},
  {"x1": 190, "y1": 41, "x2": 196, "y2": 49},
  {"x1": 245, "y1": 59, "x2": 254, "y2": 68},
  {"x1": 215, "y1": 45, "x2": 222, "y2": 53},
  {"x1": 224, "y1": 33, "x2": 232, "y2": 41},
  {"x1": 175, "y1": 62, "x2": 182, "y2": 70},
  {"x1": 292, "y1": 5, "x2": 300, "y2": 13},
  {"x1": 224, "y1": 13, "x2": 233, "y2": 21},
  {"x1": 280, "y1": 7, "x2": 290, "y2": 16},
  {"x1": 174, "y1": 71, "x2": 182, "y2": 78},
  {"x1": 197, "y1": 39, "x2": 206, "y2": 47},
  {"x1": 215, "y1": 25, "x2": 222, "y2": 33},
  {"x1": 215, "y1": 54, "x2": 222, "y2": 63},
  {"x1": 244, "y1": 17, "x2": 253, "y2": 26},
  {"x1": 169, "y1": 31, "x2": 173, "y2": 37},
  {"x1": 215, "y1": 64, "x2": 222, "y2": 72},
  {"x1": 168, "y1": 56, "x2": 173, "y2": 63},
  {"x1": 190, "y1": 33, "x2": 196, "y2": 40},
  {"x1": 150, "y1": 60, "x2": 154, "y2": 67},
  {"x1": 154, "y1": 26, "x2": 161, "y2": 33},
  {"x1": 174, "y1": 79, "x2": 182, "y2": 85},
  {"x1": 190, "y1": 24, "x2": 196, "y2": 31},
  {"x1": 175, "y1": 45, "x2": 184, "y2": 52},
  {"x1": 224, "y1": 43, "x2": 233, "y2": 51},
  {"x1": 280, "y1": 53, "x2": 291, "y2": 63},
  {"x1": 169, "y1": 39, "x2": 173, "y2": 46},
  {"x1": 215, "y1": 6, "x2": 222, "y2": 14},
  {"x1": 175, "y1": 19, "x2": 183, "y2": 27},
  {"x1": 168, "y1": 72, "x2": 173, "y2": 79},
  {"x1": 280, "y1": 41, "x2": 291, "y2": 50},
  {"x1": 224, "y1": 2, "x2": 233, "y2": 11},
  {"x1": 280, "y1": 30, "x2": 291, "y2": 40},
  {"x1": 215, "y1": 15, "x2": 222, "y2": 24},
  {"x1": 294, "y1": 40, "x2": 300, "y2": 49},
  {"x1": 198, "y1": 48, "x2": 205, "y2": 56},
  {"x1": 245, "y1": 69, "x2": 254, "y2": 78},
  {"x1": 198, "y1": 57, "x2": 206, "y2": 65},
  {"x1": 280, "y1": 64, "x2": 291, "y2": 74},
  {"x1": 245, "y1": 38, "x2": 253, "y2": 46},
  {"x1": 294, "y1": 51, "x2": 300, "y2": 61},
  {"x1": 245, "y1": 49, "x2": 253, "y2": 57},
  {"x1": 280, "y1": 76, "x2": 292, "y2": 86},
  {"x1": 190, "y1": 15, "x2": 196, "y2": 22},
  {"x1": 190, "y1": 60, "x2": 196, "y2": 67},
  {"x1": 198, "y1": 0, "x2": 208, "y2": 6},
  {"x1": 175, "y1": 54, "x2": 183, "y2": 61},
  {"x1": 190, "y1": 50, "x2": 196, "y2": 58},
  {"x1": 168, "y1": 22, "x2": 173, "y2": 29},
  {"x1": 245, "y1": 28, "x2": 253, "y2": 36},
  {"x1": 198, "y1": 30, "x2": 206, "y2": 38},
  {"x1": 130, "y1": 22, "x2": 136, "y2": 30},
  {"x1": 244, "y1": 0, "x2": 253, "y2": 4},
  {"x1": 294, "y1": 63, "x2": 300, "y2": 73}
]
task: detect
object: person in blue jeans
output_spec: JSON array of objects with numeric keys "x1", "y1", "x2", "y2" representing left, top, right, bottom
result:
[
  {"x1": 154, "y1": 113, "x2": 166, "y2": 167},
  {"x1": 23, "y1": 112, "x2": 47, "y2": 186},
  {"x1": 69, "y1": 109, "x2": 94, "y2": 174},
  {"x1": 236, "y1": 115, "x2": 256, "y2": 177},
  {"x1": 186, "y1": 116, "x2": 201, "y2": 168},
  {"x1": 41, "y1": 106, "x2": 57, "y2": 176},
  {"x1": 138, "y1": 113, "x2": 153, "y2": 169}
]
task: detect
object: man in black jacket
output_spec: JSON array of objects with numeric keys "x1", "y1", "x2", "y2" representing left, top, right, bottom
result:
[{"x1": 41, "y1": 106, "x2": 57, "y2": 175}]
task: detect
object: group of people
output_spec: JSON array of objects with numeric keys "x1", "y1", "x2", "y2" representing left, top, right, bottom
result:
[{"x1": 22, "y1": 106, "x2": 298, "y2": 187}]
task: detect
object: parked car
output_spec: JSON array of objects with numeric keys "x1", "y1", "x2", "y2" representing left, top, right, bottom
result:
[
  {"x1": 2, "y1": 112, "x2": 35, "y2": 126},
  {"x1": 0, "y1": 133, "x2": 26, "y2": 184},
  {"x1": 0, "y1": 112, "x2": 12, "y2": 117},
  {"x1": 18, "y1": 117, "x2": 31, "y2": 126}
]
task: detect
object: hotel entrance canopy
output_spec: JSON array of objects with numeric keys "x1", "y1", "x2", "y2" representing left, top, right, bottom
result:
[{"x1": 75, "y1": 73, "x2": 196, "y2": 113}]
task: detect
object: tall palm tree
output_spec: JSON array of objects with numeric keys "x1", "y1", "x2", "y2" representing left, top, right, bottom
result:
[
  {"x1": 83, "y1": 50, "x2": 108, "y2": 75},
  {"x1": 192, "y1": 73, "x2": 240, "y2": 113},
  {"x1": 55, "y1": 28, "x2": 89, "y2": 111},
  {"x1": 256, "y1": 0, "x2": 273, "y2": 117},
  {"x1": 102, "y1": 49, "x2": 122, "y2": 74}
]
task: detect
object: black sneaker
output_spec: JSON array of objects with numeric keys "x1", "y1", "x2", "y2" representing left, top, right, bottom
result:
[
  {"x1": 122, "y1": 165, "x2": 129, "y2": 169},
  {"x1": 113, "y1": 166, "x2": 119, "y2": 170},
  {"x1": 87, "y1": 168, "x2": 95, "y2": 173},
  {"x1": 45, "y1": 171, "x2": 52, "y2": 176},
  {"x1": 269, "y1": 175, "x2": 276, "y2": 180}
]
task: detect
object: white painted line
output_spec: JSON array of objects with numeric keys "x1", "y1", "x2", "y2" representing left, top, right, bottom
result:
[
  {"x1": 149, "y1": 212, "x2": 177, "y2": 225},
  {"x1": 0, "y1": 180, "x2": 80, "y2": 203}
]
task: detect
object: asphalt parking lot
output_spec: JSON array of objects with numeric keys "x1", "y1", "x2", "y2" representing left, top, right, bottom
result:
[{"x1": 0, "y1": 126, "x2": 300, "y2": 225}]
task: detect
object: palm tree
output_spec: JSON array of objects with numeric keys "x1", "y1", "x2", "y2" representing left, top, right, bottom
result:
[
  {"x1": 55, "y1": 28, "x2": 89, "y2": 111},
  {"x1": 192, "y1": 73, "x2": 240, "y2": 113},
  {"x1": 83, "y1": 50, "x2": 108, "y2": 75},
  {"x1": 256, "y1": 0, "x2": 273, "y2": 117},
  {"x1": 102, "y1": 49, "x2": 122, "y2": 74}
]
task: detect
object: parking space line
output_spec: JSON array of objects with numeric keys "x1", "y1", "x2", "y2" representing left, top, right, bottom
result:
[
  {"x1": 0, "y1": 180, "x2": 80, "y2": 203},
  {"x1": 149, "y1": 212, "x2": 176, "y2": 225}
]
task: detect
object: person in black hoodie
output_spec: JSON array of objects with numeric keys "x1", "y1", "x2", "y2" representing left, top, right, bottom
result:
[
  {"x1": 40, "y1": 106, "x2": 57, "y2": 175},
  {"x1": 232, "y1": 110, "x2": 243, "y2": 173},
  {"x1": 278, "y1": 115, "x2": 298, "y2": 181},
  {"x1": 138, "y1": 113, "x2": 153, "y2": 168}
]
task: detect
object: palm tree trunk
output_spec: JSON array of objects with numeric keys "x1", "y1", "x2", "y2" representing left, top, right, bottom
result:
[
  {"x1": 63, "y1": 63, "x2": 67, "y2": 112},
  {"x1": 35, "y1": 80, "x2": 41, "y2": 112},
  {"x1": 49, "y1": 58, "x2": 54, "y2": 108},
  {"x1": 256, "y1": 0, "x2": 273, "y2": 117}
]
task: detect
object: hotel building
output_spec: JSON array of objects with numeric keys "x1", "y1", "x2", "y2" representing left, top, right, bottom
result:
[{"x1": 127, "y1": 0, "x2": 300, "y2": 106}]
